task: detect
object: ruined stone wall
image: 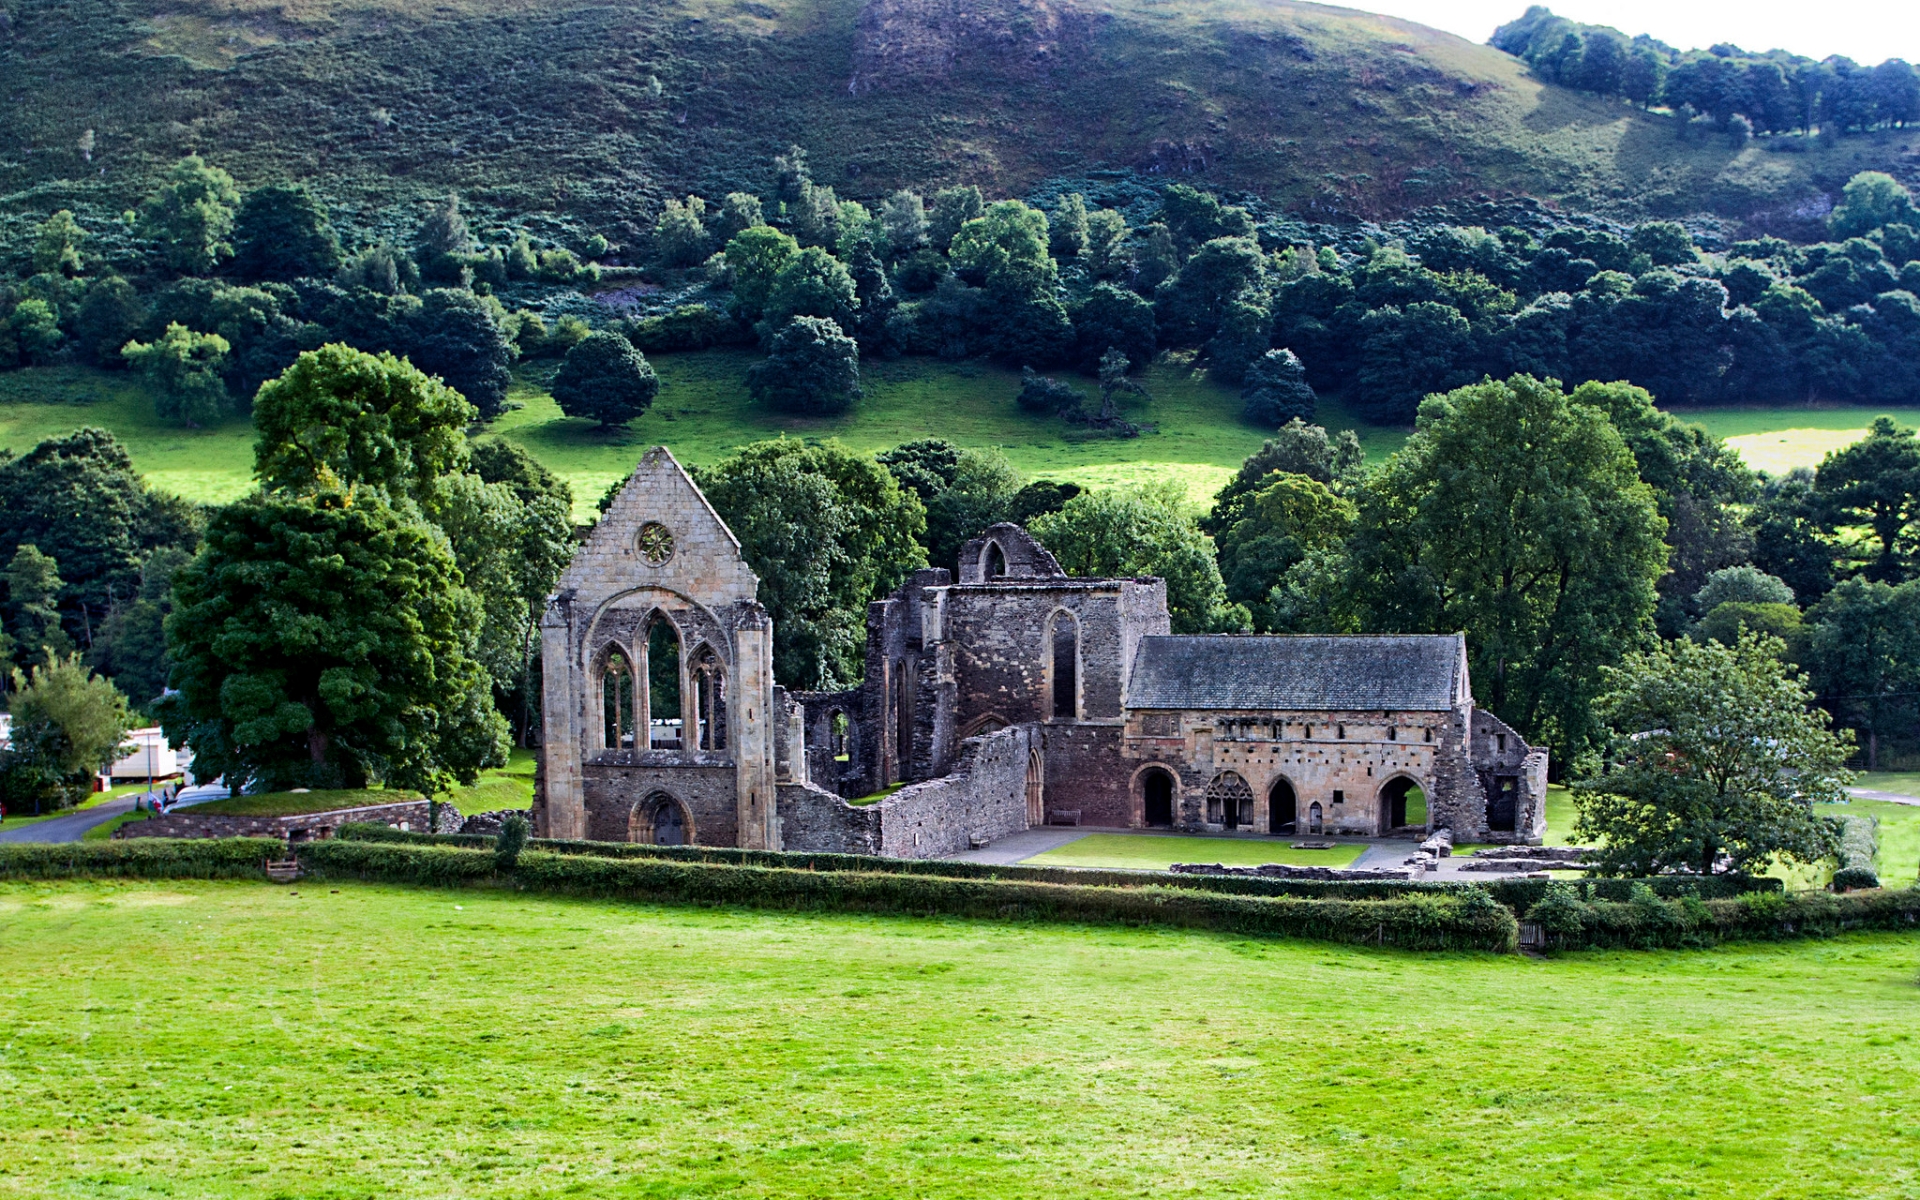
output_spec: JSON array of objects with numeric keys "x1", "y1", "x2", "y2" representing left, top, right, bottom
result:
[
  {"x1": 581, "y1": 763, "x2": 738, "y2": 845},
  {"x1": 1036, "y1": 724, "x2": 1131, "y2": 826},
  {"x1": 777, "y1": 781, "x2": 883, "y2": 855},
  {"x1": 1122, "y1": 709, "x2": 1455, "y2": 835},
  {"x1": 116, "y1": 800, "x2": 454, "y2": 841}
]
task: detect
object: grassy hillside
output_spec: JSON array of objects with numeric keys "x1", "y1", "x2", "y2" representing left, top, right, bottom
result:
[
  {"x1": 7, "y1": 355, "x2": 1920, "y2": 520},
  {"x1": 4, "y1": 878, "x2": 1918, "y2": 1197},
  {"x1": 3, "y1": 0, "x2": 1912, "y2": 259}
]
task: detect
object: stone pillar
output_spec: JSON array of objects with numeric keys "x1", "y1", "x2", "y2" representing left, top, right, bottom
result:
[
  {"x1": 733, "y1": 605, "x2": 779, "y2": 850},
  {"x1": 539, "y1": 595, "x2": 585, "y2": 839}
]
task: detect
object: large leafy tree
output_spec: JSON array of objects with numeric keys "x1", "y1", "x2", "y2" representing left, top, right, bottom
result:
[
  {"x1": 1575, "y1": 633, "x2": 1851, "y2": 877},
  {"x1": 407, "y1": 288, "x2": 513, "y2": 419},
  {"x1": 696, "y1": 440, "x2": 926, "y2": 689},
  {"x1": 551, "y1": 332, "x2": 660, "y2": 428},
  {"x1": 722, "y1": 226, "x2": 800, "y2": 322},
  {"x1": 1812, "y1": 416, "x2": 1920, "y2": 581},
  {"x1": 1342, "y1": 375, "x2": 1668, "y2": 765},
  {"x1": 160, "y1": 490, "x2": 508, "y2": 793},
  {"x1": 878, "y1": 439, "x2": 1024, "y2": 570},
  {"x1": 138, "y1": 155, "x2": 240, "y2": 276},
  {"x1": 1, "y1": 656, "x2": 133, "y2": 814},
  {"x1": 5, "y1": 544, "x2": 74, "y2": 665},
  {"x1": 1030, "y1": 482, "x2": 1244, "y2": 634},
  {"x1": 252, "y1": 344, "x2": 474, "y2": 504},
  {"x1": 122, "y1": 323, "x2": 231, "y2": 428},
  {"x1": 1210, "y1": 471, "x2": 1356, "y2": 633},
  {"x1": 231, "y1": 183, "x2": 343, "y2": 282},
  {"x1": 748, "y1": 317, "x2": 861, "y2": 415},
  {"x1": 0, "y1": 428, "x2": 200, "y2": 641},
  {"x1": 1806, "y1": 577, "x2": 1920, "y2": 770}
]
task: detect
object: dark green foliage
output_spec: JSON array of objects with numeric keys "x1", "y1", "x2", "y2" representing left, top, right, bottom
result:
[
  {"x1": 1345, "y1": 376, "x2": 1667, "y2": 764},
  {"x1": 89, "y1": 546, "x2": 192, "y2": 711},
  {"x1": 0, "y1": 654, "x2": 134, "y2": 812},
  {"x1": 1157, "y1": 184, "x2": 1256, "y2": 252},
  {"x1": 1830, "y1": 866, "x2": 1882, "y2": 892},
  {"x1": 407, "y1": 289, "x2": 513, "y2": 419},
  {"x1": 0, "y1": 838, "x2": 283, "y2": 879},
  {"x1": 1629, "y1": 222, "x2": 1698, "y2": 266},
  {"x1": 1014, "y1": 367, "x2": 1086, "y2": 416},
  {"x1": 71, "y1": 278, "x2": 147, "y2": 366},
  {"x1": 0, "y1": 428, "x2": 199, "y2": 642},
  {"x1": 494, "y1": 813, "x2": 530, "y2": 871},
  {"x1": 1071, "y1": 283, "x2": 1156, "y2": 373},
  {"x1": 6, "y1": 544, "x2": 74, "y2": 664},
  {"x1": 1007, "y1": 480, "x2": 1082, "y2": 526},
  {"x1": 761, "y1": 246, "x2": 858, "y2": 336},
  {"x1": 232, "y1": 183, "x2": 343, "y2": 282},
  {"x1": 413, "y1": 196, "x2": 475, "y2": 285},
  {"x1": 927, "y1": 186, "x2": 984, "y2": 253},
  {"x1": 1811, "y1": 416, "x2": 1920, "y2": 582},
  {"x1": 1209, "y1": 470, "x2": 1355, "y2": 633},
  {"x1": 651, "y1": 196, "x2": 712, "y2": 268},
  {"x1": 252, "y1": 344, "x2": 474, "y2": 503},
  {"x1": 469, "y1": 439, "x2": 572, "y2": 511},
  {"x1": 122, "y1": 323, "x2": 231, "y2": 427},
  {"x1": 160, "y1": 488, "x2": 508, "y2": 794},
  {"x1": 1031, "y1": 484, "x2": 1242, "y2": 633},
  {"x1": 626, "y1": 305, "x2": 751, "y2": 353},
  {"x1": 1524, "y1": 882, "x2": 1592, "y2": 938},
  {"x1": 1205, "y1": 296, "x2": 1272, "y2": 385},
  {"x1": 878, "y1": 438, "x2": 1022, "y2": 569},
  {"x1": 1154, "y1": 236, "x2": 1266, "y2": 346},
  {"x1": 748, "y1": 316, "x2": 861, "y2": 415},
  {"x1": 551, "y1": 332, "x2": 660, "y2": 428},
  {"x1": 1240, "y1": 349, "x2": 1316, "y2": 427},
  {"x1": 696, "y1": 439, "x2": 925, "y2": 689},
  {"x1": 1806, "y1": 577, "x2": 1920, "y2": 770},
  {"x1": 137, "y1": 156, "x2": 238, "y2": 276},
  {"x1": 1355, "y1": 302, "x2": 1475, "y2": 422}
]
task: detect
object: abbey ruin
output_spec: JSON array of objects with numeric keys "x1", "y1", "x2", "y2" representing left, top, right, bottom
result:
[{"x1": 533, "y1": 447, "x2": 1548, "y2": 856}]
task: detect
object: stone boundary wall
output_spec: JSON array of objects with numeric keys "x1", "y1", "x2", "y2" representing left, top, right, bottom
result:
[
  {"x1": 778, "y1": 725, "x2": 1035, "y2": 860},
  {"x1": 117, "y1": 800, "x2": 459, "y2": 842}
]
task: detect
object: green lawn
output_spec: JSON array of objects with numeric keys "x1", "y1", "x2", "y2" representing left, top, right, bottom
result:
[
  {"x1": 2, "y1": 879, "x2": 1918, "y2": 1198},
  {"x1": 190, "y1": 788, "x2": 421, "y2": 818},
  {"x1": 446, "y1": 747, "x2": 538, "y2": 815},
  {"x1": 10, "y1": 359, "x2": 1920, "y2": 523},
  {"x1": 1024, "y1": 832, "x2": 1367, "y2": 871},
  {"x1": 1860, "y1": 772, "x2": 1920, "y2": 799}
]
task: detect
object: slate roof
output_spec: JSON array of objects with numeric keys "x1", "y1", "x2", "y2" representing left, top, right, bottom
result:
[{"x1": 1125, "y1": 634, "x2": 1466, "y2": 712}]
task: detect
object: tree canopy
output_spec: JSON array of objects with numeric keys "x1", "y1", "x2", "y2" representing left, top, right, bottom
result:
[
  {"x1": 1031, "y1": 482, "x2": 1243, "y2": 634},
  {"x1": 551, "y1": 332, "x2": 660, "y2": 428}
]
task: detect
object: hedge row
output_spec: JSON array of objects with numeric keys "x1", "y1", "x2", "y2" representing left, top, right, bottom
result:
[
  {"x1": 298, "y1": 840, "x2": 1521, "y2": 952},
  {"x1": 1530, "y1": 882, "x2": 1920, "y2": 951},
  {"x1": 332, "y1": 823, "x2": 1781, "y2": 911},
  {"x1": 0, "y1": 838, "x2": 282, "y2": 880}
]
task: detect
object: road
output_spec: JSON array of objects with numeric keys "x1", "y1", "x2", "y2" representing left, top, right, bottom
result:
[{"x1": 0, "y1": 784, "x2": 230, "y2": 845}]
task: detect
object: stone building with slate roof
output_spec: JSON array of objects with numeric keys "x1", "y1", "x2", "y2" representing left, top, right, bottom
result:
[{"x1": 536, "y1": 457, "x2": 1547, "y2": 855}]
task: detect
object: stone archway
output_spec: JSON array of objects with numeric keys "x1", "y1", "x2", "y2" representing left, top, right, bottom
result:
[
  {"x1": 1269, "y1": 777, "x2": 1298, "y2": 835},
  {"x1": 1379, "y1": 775, "x2": 1427, "y2": 834},
  {"x1": 631, "y1": 791, "x2": 692, "y2": 846},
  {"x1": 1206, "y1": 770, "x2": 1253, "y2": 830},
  {"x1": 1139, "y1": 766, "x2": 1175, "y2": 828}
]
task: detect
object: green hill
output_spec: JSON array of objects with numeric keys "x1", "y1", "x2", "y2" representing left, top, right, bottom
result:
[{"x1": 2, "y1": 0, "x2": 1910, "y2": 255}]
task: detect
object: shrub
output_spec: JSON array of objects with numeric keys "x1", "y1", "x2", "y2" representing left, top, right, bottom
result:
[
  {"x1": 1524, "y1": 882, "x2": 1591, "y2": 938},
  {"x1": 495, "y1": 814, "x2": 529, "y2": 871},
  {"x1": 551, "y1": 332, "x2": 659, "y2": 428},
  {"x1": 627, "y1": 305, "x2": 751, "y2": 353},
  {"x1": 1831, "y1": 866, "x2": 1882, "y2": 892},
  {"x1": 0, "y1": 838, "x2": 281, "y2": 879},
  {"x1": 1015, "y1": 367, "x2": 1086, "y2": 416}
]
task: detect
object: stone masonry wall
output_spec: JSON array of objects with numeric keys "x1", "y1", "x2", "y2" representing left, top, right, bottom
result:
[{"x1": 117, "y1": 800, "x2": 453, "y2": 841}]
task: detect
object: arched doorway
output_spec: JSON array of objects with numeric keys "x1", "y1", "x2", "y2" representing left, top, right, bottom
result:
[
  {"x1": 1025, "y1": 749, "x2": 1044, "y2": 826},
  {"x1": 1308, "y1": 801, "x2": 1324, "y2": 835},
  {"x1": 1206, "y1": 771, "x2": 1253, "y2": 830},
  {"x1": 1380, "y1": 776, "x2": 1426, "y2": 833},
  {"x1": 1269, "y1": 778, "x2": 1297, "y2": 835},
  {"x1": 1141, "y1": 768, "x2": 1175, "y2": 827},
  {"x1": 632, "y1": 792, "x2": 690, "y2": 846}
]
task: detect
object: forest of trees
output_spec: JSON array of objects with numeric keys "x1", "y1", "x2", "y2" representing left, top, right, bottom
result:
[{"x1": 1493, "y1": 7, "x2": 1920, "y2": 135}]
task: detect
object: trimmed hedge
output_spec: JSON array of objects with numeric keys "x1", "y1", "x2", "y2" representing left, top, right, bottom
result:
[
  {"x1": 1483, "y1": 873, "x2": 1779, "y2": 913},
  {"x1": 1527, "y1": 881, "x2": 1920, "y2": 951},
  {"x1": 299, "y1": 840, "x2": 1520, "y2": 952},
  {"x1": 0, "y1": 838, "x2": 283, "y2": 880},
  {"x1": 333, "y1": 823, "x2": 1783, "y2": 911}
]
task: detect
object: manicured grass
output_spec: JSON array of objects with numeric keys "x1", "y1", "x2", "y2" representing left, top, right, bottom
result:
[
  {"x1": 1820, "y1": 798, "x2": 1920, "y2": 888},
  {"x1": 83, "y1": 809, "x2": 151, "y2": 841},
  {"x1": 1023, "y1": 832, "x2": 1367, "y2": 871},
  {"x1": 446, "y1": 747, "x2": 538, "y2": 815},
  {"x1": 1860, "y1": 772, "x2": 1920, "y2": 799},
  {"x1": 2, "y1": 879, "x2": 1918, "y2": 1197},
  {"x1": 190, "y1": 788, "x2": 421, "y2": 818}
]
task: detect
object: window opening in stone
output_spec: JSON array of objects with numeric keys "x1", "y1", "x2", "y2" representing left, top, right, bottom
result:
[
  {"x1": 830, "y1": 710, "x2": 851, "y2": 762},
  {"x1": 1308, "y1": 801, "x2": 1324, "y2": 835},
  {"x1": 601, "y1": 648, "x2": 637, "y2": 751},
  {"x1": 1496, "y1": 732, "x2": 1507, "y2": 753},
  {"x1": 1337, "y1": 724, "x2": 1345, "y2": 739},
  {"x1": 1424, "y1": 727, "x2": 1433, "y2": 743},
  {"x1": 646, "y1": 615, "x2": 681, "y2": 750},
  {"x1": 1304, "y1": 725, "x2": 1313, "y2": 740},
  {"x1": 1388, "y1": 726, "x2": 1397, "y2": 741},
  {"x1": 690, "y1": 645, "x2": 727, "y2": 751},
  {"x1": 984, "y1": 541, "x2": 1008, "y2": 580},
  {"x1": 1489, "y1": 775, "x2": 1519, "y2": 832},
  {"x1": 1206, "y1": 771, "x2": 1252, "y2": 830},
  {"x1": 1050, "y1": 612, "x2": 1078, "y2": 720},
  {"x1": 1381, "y1": 777, "x2": 1426, "y2": 833},
  {"x1": 1142, "y1": 768, "x2": 1175, "y2": 827},
  {"x1": 636, "y1": 522, "x2": 675, "y2": 565},
  {"x1": 1269, "y1": 778, "x2": 1297, "y2": 835},
  {"x1": 1332, "y1": 789, "x2": 1344, "y2": 805},
  {"x1": 893, "y1": 661, "x2": 913, "y2": 782}
]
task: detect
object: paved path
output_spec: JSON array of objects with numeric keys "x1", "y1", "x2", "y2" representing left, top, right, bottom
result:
[
  {"x1": 1848, "y1": 788, "x2": 1920, "y2": 806},
  {"x1": 945, "y1": 827, "x2": 1092, "y2": 864},
  {"x1": 0, "y1": 783, "x2": 229, "y2": 845}
]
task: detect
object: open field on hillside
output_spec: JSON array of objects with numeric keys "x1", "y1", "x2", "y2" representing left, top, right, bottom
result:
[
  {"x1": 9, "y1": 357, "x2": 1920, "y2": 520},
  {"x1": 2, "y1": 878, "x2": 1918, "y2": 1198}
]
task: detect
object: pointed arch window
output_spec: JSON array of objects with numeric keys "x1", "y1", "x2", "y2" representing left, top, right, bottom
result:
[
  {"x1": 645, "y1": 612, "x2": 682, "y2": 751},
  {"x1": 984, "y1": 540, "x2": 1008, "y2": 579},
  {"x1": 601, "y1": 648, "x2": 637, "y2": 751},
  {"x1": 1049, "y1": 610, "x2": 1079, "y2": 720},
  {"x1": 690, "y1": 645, "x2": 727, "y2": 751}
]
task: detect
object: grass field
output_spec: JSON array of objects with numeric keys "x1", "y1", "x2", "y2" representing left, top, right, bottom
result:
[
  {"x1": 10, "y1": 358, "x2": 1920, "y2": 523},
  {"x1": 1023, "y1": 832, "x2": 1368, "y2": 871},
  {"x1": 2, "y1": 878, "x2": 1918, "y2": 1198},
  {"x1": 190, "y1": 788, "x2": 423, "y2": 818}
]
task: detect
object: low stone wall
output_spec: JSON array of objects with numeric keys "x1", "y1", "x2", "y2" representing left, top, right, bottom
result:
[
  {"x1": 777, "y1": 725, "x2": 1035, "y2": 860},
  {"x1": 1170, "y1": 861, "x2": 1417, "y2": 882},
  {"x1": 117, "y1": 800, "x2": 459, "y2": 842}
]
